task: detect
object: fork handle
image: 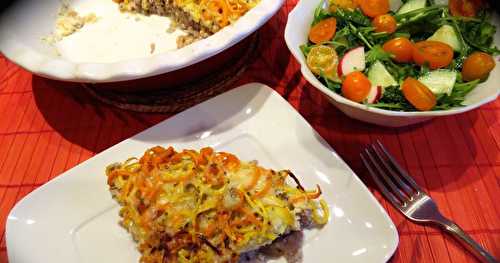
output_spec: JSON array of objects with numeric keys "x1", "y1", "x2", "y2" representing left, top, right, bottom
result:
[{"x1": 437, "y1": 218, "x2": 498, "y2": 263}]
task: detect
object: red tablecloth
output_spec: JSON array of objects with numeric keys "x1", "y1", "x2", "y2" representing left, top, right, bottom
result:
[{"x1": 0, "y1": 1, "x2": 499, "y2": 262}]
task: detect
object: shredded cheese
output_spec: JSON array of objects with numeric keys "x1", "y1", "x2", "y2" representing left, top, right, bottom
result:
[{"x1": 106, "y1": 146, "x2": 328, "y2": 262}]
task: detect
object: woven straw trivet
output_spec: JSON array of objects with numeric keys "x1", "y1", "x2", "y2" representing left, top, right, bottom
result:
[{"x1": 82, "y1": 33, "x2": 259, "y2": 113}]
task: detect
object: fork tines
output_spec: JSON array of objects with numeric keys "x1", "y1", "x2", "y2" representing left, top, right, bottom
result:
[
  {"x1": 361, "y1": 142, "x2": 500, "y2": 263},
  {"x1": 360, "y1": 141, "x2": 423, "y2": 207}
]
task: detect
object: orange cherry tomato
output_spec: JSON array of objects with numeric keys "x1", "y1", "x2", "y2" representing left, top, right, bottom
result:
[
  {"x1": 382, "y1": 37, "x2": 414, "y2": 63},
  {"x1": 358, "y1": 0, "x2": 390, "y2": 18},
  {"x1": 309, "y1": 18, "x2": 337, "y2": 44},
  {"x1": 461, "y1": 52, "x2": 496, "y2": 81},
  {"x1": 342, "y1": 71, "x2": 372, "y2": 102},
  {"x1": 401, "y1": 77, "x2": 437, "y2": 111},
  {"x1": 412, "y1": 41, "x2": 454, "y2": 69},
  {"x1": 449, "y1": 0, "x2": 485, "y2": 17},
  {"x1": 372, "y1": 14, "x2": 397, "y2": 34},
  {"x1": 306, "y1": 45, "x2": 340, "y2": 81},
  {"x1": 329, "y1": 0, "x2": 358, "y2": 12}
]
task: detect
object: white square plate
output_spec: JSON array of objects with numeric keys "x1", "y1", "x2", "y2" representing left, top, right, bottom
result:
[{"x1": 6, "y1": 83, "x2": 398, "y2": 262}]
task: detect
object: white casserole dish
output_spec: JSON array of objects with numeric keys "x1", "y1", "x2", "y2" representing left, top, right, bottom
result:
[{"x1": 0, "y1": 0, "x2": 284, "y2": 82}]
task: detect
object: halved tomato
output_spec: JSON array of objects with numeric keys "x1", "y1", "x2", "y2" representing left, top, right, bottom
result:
[
  {"x1": 306, "y1": 45, "x2": 341, "y2": 81},
  {"x1": 358, "y1": 0, "x2": 390, "y2": 18},
  {"x1": 401, "y1": 77, "x2": 437, "y2": 111},
  {"x1": 382, "y1": 37, "x2": 414, "y2": 63},
  {"x1": 413, "y1": 41, "x2": 454, "y2": 69},
  {"x1": 449, "y1": 0, "x2": 485, "y2": 17},
  {"x1": 329, "y1": 0, "x2": 358, "y2": 12},
  {"x1": 309, "y1": 18, "x2": 337, "y2": 44}
]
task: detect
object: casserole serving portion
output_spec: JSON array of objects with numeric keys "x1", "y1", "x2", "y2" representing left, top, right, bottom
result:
[{"x1": 106, "y1": 146, "x2": 328, "y2": 262}]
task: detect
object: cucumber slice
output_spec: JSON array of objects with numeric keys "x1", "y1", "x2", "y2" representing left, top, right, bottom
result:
[
  {"x1": 368, "y1": 61, "x2": 398, "y2": 88},
  {"x1": 396, "y1": 0, "x2": 426, "y2": 15},
  {"x1": 433, "y1": 0, "x2": 449, "y2": 5},
  {"x1": 389, "y1": 0, "x2": 403, "y2": 12},
  {"x1": 418, "y1": 70, "x2": 457, "y2": 95},
  {"x1": 428, "y1": 25, "x2": 462, "y2": 52}
]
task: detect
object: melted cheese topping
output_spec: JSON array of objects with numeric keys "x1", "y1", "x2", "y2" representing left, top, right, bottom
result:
[
  {"x1": 106, "y1": 146, "x2": 328, "y2": 262},
  {"x1": 115, "y1": 0, "x2": 260, "y2": 32},
  {"x1": 192, "y1": 0, "x2": 260, "y2": 31}
]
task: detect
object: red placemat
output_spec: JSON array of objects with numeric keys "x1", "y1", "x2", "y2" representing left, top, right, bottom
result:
[{"x1": 0, "y1": 1, "x2": 499, "y2": 262}]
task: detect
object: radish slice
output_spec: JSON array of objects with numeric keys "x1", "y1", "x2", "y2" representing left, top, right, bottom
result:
[
  {"x1": 338, "y1": 47, "x2": 365, "y2": 76},
  {"x1": 366, "y1": 85, "x2": 383, "y2": 103}
]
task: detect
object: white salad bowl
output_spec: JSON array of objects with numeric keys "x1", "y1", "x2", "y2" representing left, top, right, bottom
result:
[
  {"x1": 285, "y1": 0, "x2": 500, "y2": 127},
  {"x1": 0, "y1": 0, "x2": 283, "y2": 83}
]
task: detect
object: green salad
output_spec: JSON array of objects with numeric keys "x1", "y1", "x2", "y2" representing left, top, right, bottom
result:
[{"x1": 301, "y1": 0, "x2": 499, "y2": 111}]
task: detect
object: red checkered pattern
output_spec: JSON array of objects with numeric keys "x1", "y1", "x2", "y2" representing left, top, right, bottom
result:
[{"x1": 0, "y1": 1, "x2": 499, "y2": 262}]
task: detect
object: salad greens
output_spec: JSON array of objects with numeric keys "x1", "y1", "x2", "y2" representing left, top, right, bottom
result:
[
  {"x1": 369, "y1": 86, "x2": 415, "y2": 111},
  {"x1": 301, "y1": 0, "x2": 499, "y2": 112},
  {"x1": 458, "y1": 11, "x2": 500, "y2": 55}
]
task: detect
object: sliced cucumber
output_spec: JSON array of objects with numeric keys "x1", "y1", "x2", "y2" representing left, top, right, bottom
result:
[
  {"x1": 368, "y1": 61, "x2": 398, "y2": 88},
  {"x1": 433, "y1": 0, "x2": 449, "y2": 5},
  {"x1": 396, "y1": 0, "x2": 426, "y2": 15},
  {"x1": 389, "y1": 0, "x2": 403, "y2": 12},
  {"x1": 428, "y1": 25, "x2": 462, "y2": 52},
  {"x1": 418, "y1": 70, "x2": 457, "y2": 95}
]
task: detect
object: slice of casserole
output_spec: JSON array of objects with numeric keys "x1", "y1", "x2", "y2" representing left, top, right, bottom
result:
[
  {"x1": 113, "y1": 0, "x2": 260, "y2": 47},
  {"x1": 106, "y1": 146, "x2": 329, "y2": 262}
]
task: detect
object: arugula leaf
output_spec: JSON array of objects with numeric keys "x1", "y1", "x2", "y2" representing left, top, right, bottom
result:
[
  {"x1": 419, "y1": 64, "x2": 430, "y2": 76},
  {"x1": 300, "y1": 44, "x2": 313, "y2": 57},
  {"x1": 333, "y1": 8, "x2": 371, "y2": 27},
  {"x1": 448, "y1": 57, "x2": 465, "y2": 71},
  {"x1": 435, "y1": 79, "x2": 481, "y2": 109},
  {"x1": 458, "y1": 11, "x2": 500, "y2": 55},
  {"x1": 347, "y1": 22, "x2": 374, "y2": 48},
  {"x1": 367, "y1": 102, "x2": 414, "y2": 110},
  {"x1": 393, "y1": 32, "x2": 411, "y2": 39},
  {"x1": 365, "y1": 45, "x2": 392, "y2": 64},
  {"x1": 385, "y1": 61, "x2": 420, "y2": 82},
  {"x1": 323, "y1": 27, "x2": 357, "y2": 56},
  {"x1": 370, "y1": 86, "x2": 416, "y2": 111},
  {"x1": 449, "y1": 15, "x2": 471, "y2": 65},
  {"x1": 312, "y1": 2, "x2": 332, "y2": 25},
  {"x1": 319, "y1": 71, "x2": 342, "y2": 93},
  {"x1": 371, "y1": 31, "x2": 391, "y2": 42}
]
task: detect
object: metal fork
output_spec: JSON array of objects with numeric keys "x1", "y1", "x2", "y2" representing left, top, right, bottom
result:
[{"x1": 361, "y1": 141, "x2": 498, "y2": 263}]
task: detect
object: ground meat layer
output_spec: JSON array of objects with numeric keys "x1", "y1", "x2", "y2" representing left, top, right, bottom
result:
[{"x1": 117, "y1": 0, "x2": 213, "y2": 48}]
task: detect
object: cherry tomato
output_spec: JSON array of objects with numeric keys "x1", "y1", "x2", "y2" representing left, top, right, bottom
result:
[
  {"x1": 382, "y1": 37, "x2": 414, "y2": 63},
  {"x1": 306, "y1": 45, "x2": 341, "y2": 81},
  {"x1": 449, "y1": 0, "x2": 485, "y2": 17},
  {"x1": 461, "y1": 52, "x2": 496, "y2": 81},
  {"x1": 309, "y1": 18, "x2": 337, "y2": 44},
  {"x1": 372, "y1": 14, "x2": 397, "y2": 34},
  {"x1": 401, "y1": 77, "x2": 437, "y2": 111},
  {"x1": 342, "y1": 71, "x2": 372, "y2": 103},
  {"x1": 329, "y1": 0, "x2": 358, "y2": 12},
  {"x1": 358, "y1": 0, "x2": 390, "y2": 18},
  {"x1": 413, "y1": 41, "x2": 454, "y2": 69}
]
